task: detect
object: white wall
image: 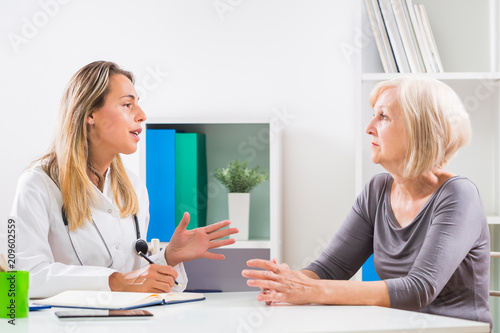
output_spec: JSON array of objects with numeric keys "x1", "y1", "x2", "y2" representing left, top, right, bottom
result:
[{"x1": 0, "y1": 0, "x2": 359, "y2": 268}]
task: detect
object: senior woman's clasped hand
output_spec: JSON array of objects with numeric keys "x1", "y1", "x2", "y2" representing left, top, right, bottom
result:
[
  {"x1": 243, "y1": 259, "x2": 319, "y2": 305},
  {"x1": 242, "y1": 76, "x2": 492, "y2": 328}
]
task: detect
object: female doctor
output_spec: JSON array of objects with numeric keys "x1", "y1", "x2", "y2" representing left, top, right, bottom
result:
[{"x1": 11, "y1": 61, "x2": 238, "y2": 298}]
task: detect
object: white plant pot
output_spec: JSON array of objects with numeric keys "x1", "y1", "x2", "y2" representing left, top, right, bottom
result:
[{"x1": 228, "y1": 193, "x2": 250, "y2": 241}]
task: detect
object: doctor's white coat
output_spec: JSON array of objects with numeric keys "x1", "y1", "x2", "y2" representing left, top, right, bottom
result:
[{"x1": 10, "y1": 163, "x2": 187, "y2": 298}]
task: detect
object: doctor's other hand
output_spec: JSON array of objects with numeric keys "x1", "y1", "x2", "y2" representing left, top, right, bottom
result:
[
  {"x1": 242, "y1": 259, "x2": 319, "y2": 305},
  {"x1": 165, "y1": 212, "x2": 239, "y2": 267},
  {"x1": 109, "y1": 264, "x2": 178, "y2": 293}
]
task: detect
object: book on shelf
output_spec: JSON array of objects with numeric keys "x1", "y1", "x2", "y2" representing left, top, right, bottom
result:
[
  {"x1": 34, "y1": 290, "x2": 205, "y2": 310},
  {"x1": 404, "y1": 0, "x2": 433, "y2": 72},
  {"x1": 365, "y1": 0, "x2": 398, "y2": 73},
  {"x1": 175, "y1": 133, "x2": 208, "y2": 230},
  {"x1": 364, "y1": 0, "x2": 442, "y2": 73},
  {"x1": 389, "y1": 0, "x2": 424, "y2": 72},
  {"x1": 416, "y1": 3, "x2": 444, "y2": 73},
  {"x1": 378, "y1": 0, "x2": 411, "y2": 73},
  {"x1": 146, "y1": 128, "x2": 177, "y2": 241}
]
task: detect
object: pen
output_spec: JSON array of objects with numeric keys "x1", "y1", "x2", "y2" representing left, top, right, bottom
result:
[{"x1": 137, "y1": 252, "x2": 182, "y2": 287}]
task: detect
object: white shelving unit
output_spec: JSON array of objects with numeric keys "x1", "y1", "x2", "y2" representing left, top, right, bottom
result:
[
  {"x1": 140, "y1": 117, "x2": 282, "y2": 291},
  {"x1": 358, "y1": 0, "x2": 500, "y2": 331}
]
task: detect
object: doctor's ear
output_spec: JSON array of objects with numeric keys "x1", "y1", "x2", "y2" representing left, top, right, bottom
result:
[{"x1": 86, "y1": 114, "x2": 95, "y2": 125}]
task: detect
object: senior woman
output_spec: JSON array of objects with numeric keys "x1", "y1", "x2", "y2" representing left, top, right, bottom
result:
[{"x1": 242, "y1": 76, "x2": 492, "y2": 327}]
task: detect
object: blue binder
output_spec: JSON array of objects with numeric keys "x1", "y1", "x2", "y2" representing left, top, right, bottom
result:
[
  {"x1": 146, "y1": 128, "x2": 176, "y2": 241},
  {"x1": 362, "y1": 254, "x2": 380, "y2": 281}
]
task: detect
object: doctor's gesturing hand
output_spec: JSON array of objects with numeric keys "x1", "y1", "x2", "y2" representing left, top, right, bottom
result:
[{"x1": 165, "y1": 212, "x2": 239, "y2": 268}]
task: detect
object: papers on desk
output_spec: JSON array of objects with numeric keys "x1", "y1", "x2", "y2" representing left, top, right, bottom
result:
[{"x1": 33, "y1": 290, "x2": 205, "y2": 310}]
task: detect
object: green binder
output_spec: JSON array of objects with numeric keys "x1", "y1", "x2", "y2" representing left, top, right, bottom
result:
[{"x1": 175, "y1": 133, "x2": 207, "y2": 229}]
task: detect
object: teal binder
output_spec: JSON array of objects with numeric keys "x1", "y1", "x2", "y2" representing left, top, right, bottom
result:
[
  {"x1": 175, "y1": 133, "x2": 207, "y2": 230},
  {"x1": 146, "y1": 128, "x2": 176, "y2": 241}
]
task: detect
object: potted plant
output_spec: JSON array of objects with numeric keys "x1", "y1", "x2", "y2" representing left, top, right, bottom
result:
[{"x1": 213, "y1": 160, "x2": 268, "y2": 240}]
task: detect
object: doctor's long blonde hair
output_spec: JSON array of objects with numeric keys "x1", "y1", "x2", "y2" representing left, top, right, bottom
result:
[{"x1": 39, "y1": 61, "x2": 139, "y2": 231}]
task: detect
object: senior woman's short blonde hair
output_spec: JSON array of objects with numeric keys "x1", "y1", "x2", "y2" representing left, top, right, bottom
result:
[{"x1": 369, "y1": 76, "x2": 471, "y2": 178}]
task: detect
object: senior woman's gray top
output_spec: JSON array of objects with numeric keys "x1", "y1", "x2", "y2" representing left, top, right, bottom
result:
[{"x1": 306, "y1": 173, "x2": 492, "y2": 327}]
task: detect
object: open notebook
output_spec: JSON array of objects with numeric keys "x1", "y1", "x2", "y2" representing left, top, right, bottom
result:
[{"x1": 33, "y1": 290, "x2": 205, "y2": 310}]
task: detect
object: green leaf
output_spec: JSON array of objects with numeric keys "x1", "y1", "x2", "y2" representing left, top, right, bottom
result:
[{"x1": 212, "y1": 160, "x2": 269, "y2": 193}]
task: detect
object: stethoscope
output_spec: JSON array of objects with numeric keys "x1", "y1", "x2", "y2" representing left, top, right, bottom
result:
[{"x1": 61, "y1": 207, "x2": 149, "y2": 268}]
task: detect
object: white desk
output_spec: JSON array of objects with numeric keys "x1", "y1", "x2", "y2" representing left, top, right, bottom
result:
[{"x1": 1, "y1": 292, "x2": 490, "y2": 333}]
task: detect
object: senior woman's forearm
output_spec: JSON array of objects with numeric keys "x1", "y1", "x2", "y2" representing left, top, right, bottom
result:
[{"x1": 315, "y1": 280, "x2": 390, "y2": 307}]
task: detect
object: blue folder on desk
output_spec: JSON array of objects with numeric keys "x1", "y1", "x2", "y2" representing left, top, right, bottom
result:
[{"x1": 29, "y1": 303, "x2": 51, "y2": 311}]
